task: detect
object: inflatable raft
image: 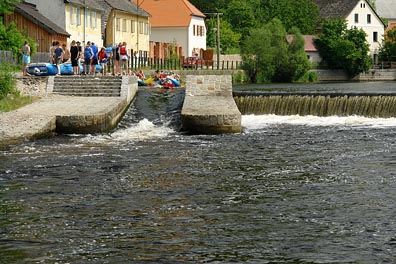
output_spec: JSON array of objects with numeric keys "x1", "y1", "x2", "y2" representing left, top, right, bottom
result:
[{"x1": 26, "y1": 63, "x2": 103, "y2": 76}]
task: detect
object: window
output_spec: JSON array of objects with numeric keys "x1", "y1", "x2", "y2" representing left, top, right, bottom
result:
[
  {"x1": 139, "y1": 21, "x2": 143, "y2": 34},
  {"x1": 131, "y1": 20, "x2": 135, "y2": 33},
  {"x1": 144, "y1": 23, "x2": 148, "y2": 35},
  {"x1": 367, "y1": 14, "x2": 371, "y2": 24},
  {"x1": 116, "y1": 18, "x2": 120, "y2": 31},
  {"x1": 70, "y1": 6, "x2": 75, "y2": 25},
  {"x1": 193, "y1": 25, "x2": 196, "y2": 36},
  {"x1": 354, "y1": 13, "x2": 359, "y2": 23},
  {"x1": 76, "y1": 7, "x2": 81, "y2": 26},
  {"x1": 373, "y1": 31, "x2": 378, "y2": 42},
  {"x1": 122, "y1": 19, "x2": 127, "y2": 32}
]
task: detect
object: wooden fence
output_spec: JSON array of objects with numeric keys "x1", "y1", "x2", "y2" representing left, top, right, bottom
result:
[{"x1": 0, "y1": 50, "x2": 15, "y2": 64}]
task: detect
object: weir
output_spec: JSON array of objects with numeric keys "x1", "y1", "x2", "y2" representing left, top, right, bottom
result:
[{"x1": 233, "y1": 92, "x2": 396, "y2": 118}]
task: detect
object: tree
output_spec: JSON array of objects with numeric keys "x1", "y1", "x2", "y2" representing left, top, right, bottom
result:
[
  {"x1": 379, "y1": 27, "x2": 396, "y2": 61},
  {"x1": 206, "y1": 18, "x2": 241, "y2": 54},
  {"x1": 188, "y1": 0, "x2": 227, "y2": 13},
  {"x1": 315, "y1": 19, "x2": 373, "y2": 76},
  {"x1": 222, "y1": 0, "x2": 257, "y2": 41},
  {"x1": 0, "y1": 0, "x2": 21, "y2": 15},
  {"x1": 0, "y1": 22, "x2": 36, "y2": 59},
  {"x1": 241, "y1": 19, "x2": 311, "y2": 83}
]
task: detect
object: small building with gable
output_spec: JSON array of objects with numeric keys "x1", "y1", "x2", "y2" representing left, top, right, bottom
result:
[
  {"x1": 315, "y1": 0, "x2": 385, "y2": 63},
  {"x1": 135, "y1": 0, "x2": 206, "y2": 58}
]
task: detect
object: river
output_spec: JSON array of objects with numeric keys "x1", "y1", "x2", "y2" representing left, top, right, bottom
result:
[{"x1": 1, "y1": 85, "x2": 396, "y2": 263}]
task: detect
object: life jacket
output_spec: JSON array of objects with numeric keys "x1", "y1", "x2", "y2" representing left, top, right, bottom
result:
[{"x1": 120, "y1": 45, "x2": 127, "y2": 55}]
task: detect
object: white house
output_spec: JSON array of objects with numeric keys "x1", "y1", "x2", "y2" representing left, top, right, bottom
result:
[
  {"x1": 136, "y1": 0, "x2": 206, "y2": 58},
  {"x1": 315, "y1": 0, "x2": 385, "y2": 63}
]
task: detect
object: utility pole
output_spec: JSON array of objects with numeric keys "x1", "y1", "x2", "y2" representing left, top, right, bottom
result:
[{"x1": 204, "y1": 12, "x2": 222, "y2": 69}]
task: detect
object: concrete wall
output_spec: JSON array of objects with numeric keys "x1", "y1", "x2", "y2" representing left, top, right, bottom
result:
[
  {"x1": 313, "y1": 69, "x2": 396, "y2": 82},
  {"x1": 182, "y1": 75, "x2": 242, "y2": 134}
]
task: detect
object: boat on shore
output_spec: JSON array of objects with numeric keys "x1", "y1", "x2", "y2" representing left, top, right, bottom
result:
[{"x1": 26, "y1": 62, "x2": 102, "y2": 76}]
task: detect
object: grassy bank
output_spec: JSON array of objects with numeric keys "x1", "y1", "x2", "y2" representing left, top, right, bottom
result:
[
  {"x1": 0, "y1": 95, "x2": 38, "y2": 112},
  {"x1": 0, "y1": 64, "x2": 38, "y2": 112}
]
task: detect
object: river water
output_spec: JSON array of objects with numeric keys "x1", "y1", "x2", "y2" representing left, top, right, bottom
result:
[{"x1": 2, "y1": 85, "x2": 396, "y2": 263}]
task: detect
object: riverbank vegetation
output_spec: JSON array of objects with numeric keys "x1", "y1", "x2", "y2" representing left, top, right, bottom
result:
[
  {"x1": 0, "y1": 64, "x2": 35, "y2": 112},
  {"x1": 190, "y1": 0, "x2": 377, "y2": 83},
  {"x1": 315, "y1": 19, "x2": 373, "y2": 76},
  {"x1": 241, "y1": 19, "x2": 310, "y2": 83}
]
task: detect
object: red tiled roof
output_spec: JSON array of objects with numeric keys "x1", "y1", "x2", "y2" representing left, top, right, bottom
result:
[
  {"x1": 286, "y1": 35, "x2": 318, "y2": 52},
  {"x1": 134, "y1": 0, "x2": 205, "y2": 27},
  {"x1": 303, "y1": 35, "x2": 318, "y2": 52}
]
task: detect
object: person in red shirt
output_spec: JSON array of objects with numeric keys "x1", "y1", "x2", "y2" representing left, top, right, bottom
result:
[{"x1": 98, "y1": 47, "x2": 108, "y2": 76}]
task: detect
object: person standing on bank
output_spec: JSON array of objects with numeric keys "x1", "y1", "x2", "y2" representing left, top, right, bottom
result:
[
  {"x1": 119, "y1": 42, "x2": 129, "y2": 75},
  {"x1": 62, "y1": 43, "x2": 71, "y2": 63},
  {"x1": 90, "y1": 42, "x2": 98, "y2": 75},
  {"x1": 70, "y1": 40, "x2": 80, "y2": 75},
  {"x1": 113, "y1": 42, "x2": 121, "y2": 76},
  {"x1": 53, "y1": 41, "x2": 64, "y2": 75},
  {"x1": 84, "y1": 41, "x2": 93, "y2": 75},
  {"x1": 98, "y1": 47, "x2": 108, "y2": 76},
  {"x1": 20, "y1": 40, "x2": 30, "y2": 76},
  {"x1": 49, "y1": 41, "x2": 56, "y2": 64}
]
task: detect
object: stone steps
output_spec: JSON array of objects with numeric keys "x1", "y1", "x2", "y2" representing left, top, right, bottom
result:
[{"x1": 53, "y1": 76, "x2": 122, "y2": 97}]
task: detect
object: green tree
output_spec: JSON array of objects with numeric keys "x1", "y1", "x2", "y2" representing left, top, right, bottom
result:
[
  {"x1": 206, "y1": 18, "x2": 241, "y2": 54},
  {"x1": 188, "y1": 0, "x2": 227, "y2": 12},
  {"x1": 241, "y1": 19, "x2": 311, "y2": 83},
  {"x1": 0, "y1": 0, "x2": 21, "y2": 14},
  {"x1": 256, "y1": 0, "x2": 320, "y2": 34},
  {"x1": 315, "y1": 19, "x2": 373, "y2": 76},
  {"x1": 223, "y1": 0, "x2": 257, "y2": 39},
  {"x1": 379, "y1": 27, "x2": 396, "y2": 61},
  {"x1": 0, "y1": 22, "x2": 37, "y2": 61}
]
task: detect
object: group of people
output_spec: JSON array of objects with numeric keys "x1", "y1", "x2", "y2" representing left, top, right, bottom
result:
[
  {"x1": 47, "y1": 40, "x2": 132, "y2": 76},
  {"x1": 21, "y1": 39, "x2": 134, "y2": 76}
]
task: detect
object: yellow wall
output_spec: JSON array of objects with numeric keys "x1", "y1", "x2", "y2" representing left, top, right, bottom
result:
[
  {"x1": 106, "y1": 10, "x2": 149, "y2": 55},
  {"x1": 65, "y1": 3, "x2": 102, "y2": 46}
]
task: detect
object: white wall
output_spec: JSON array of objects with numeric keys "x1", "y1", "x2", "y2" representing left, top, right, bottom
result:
[
  {"x1": 346, "y1": 0, "x2": 384, "y2": 55},
  {"x1": 151, "y1": 27, "x2": 188, "y2": 57},
  {"x1": 150, "y1": 16, "x2": 206, "y2": 57},
  {"x1": 187, "y1": 16, "x2": 206, "y2": 57}
]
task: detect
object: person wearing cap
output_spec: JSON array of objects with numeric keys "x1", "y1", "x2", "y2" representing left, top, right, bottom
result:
[{"x1": 70, "y1": 40, "x2": 80, "y2": 75}]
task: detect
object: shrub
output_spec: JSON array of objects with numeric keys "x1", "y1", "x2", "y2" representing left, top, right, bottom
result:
[
  {"x1": 0, "y1": 64, "x2": 16, "y2": 99},
  {"x1": 232, "y1": 70, "x2": 249, "y2": 84}
]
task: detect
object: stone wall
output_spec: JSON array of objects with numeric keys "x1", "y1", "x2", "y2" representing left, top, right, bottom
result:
[
  {"x1": 182, "y1": 75, "x2": 242, "y2": 134},
  {"x1": 186, "y1": 75, "x2": 232, "y2": 96}
]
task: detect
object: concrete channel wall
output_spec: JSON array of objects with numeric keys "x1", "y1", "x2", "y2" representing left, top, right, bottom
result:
[
  {"x1": 0, "y1": 76, "x2": 138, "y2": 148},
  {"x1": 181, "y1": 75, "x2": 242, "y2": 134}
]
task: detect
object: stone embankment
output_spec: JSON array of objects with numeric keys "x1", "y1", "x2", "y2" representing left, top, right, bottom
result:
[
  {"x1": 182, "y1": 75, "x2": 242, "y2": 134},
  {"x1": 0, "y1": 75, "x2": 137, "y2": 149}
]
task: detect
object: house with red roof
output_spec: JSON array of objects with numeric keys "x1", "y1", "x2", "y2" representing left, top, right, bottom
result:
[{"x1": 135, "y1": 0, "x2": 206, "y2": 58}]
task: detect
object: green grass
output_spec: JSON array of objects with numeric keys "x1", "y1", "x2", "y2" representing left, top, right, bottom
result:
[{"x1": 0, "y1": 95, "x2": 38, "y2": 112}]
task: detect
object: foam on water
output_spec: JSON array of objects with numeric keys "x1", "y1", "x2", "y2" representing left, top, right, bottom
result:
[
  {"x1": 242, "y1": 114, "x2": 396, "y2": 130},
  {"x1": 79, "y1": 118, "x2": 175, "y2": 144}
]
